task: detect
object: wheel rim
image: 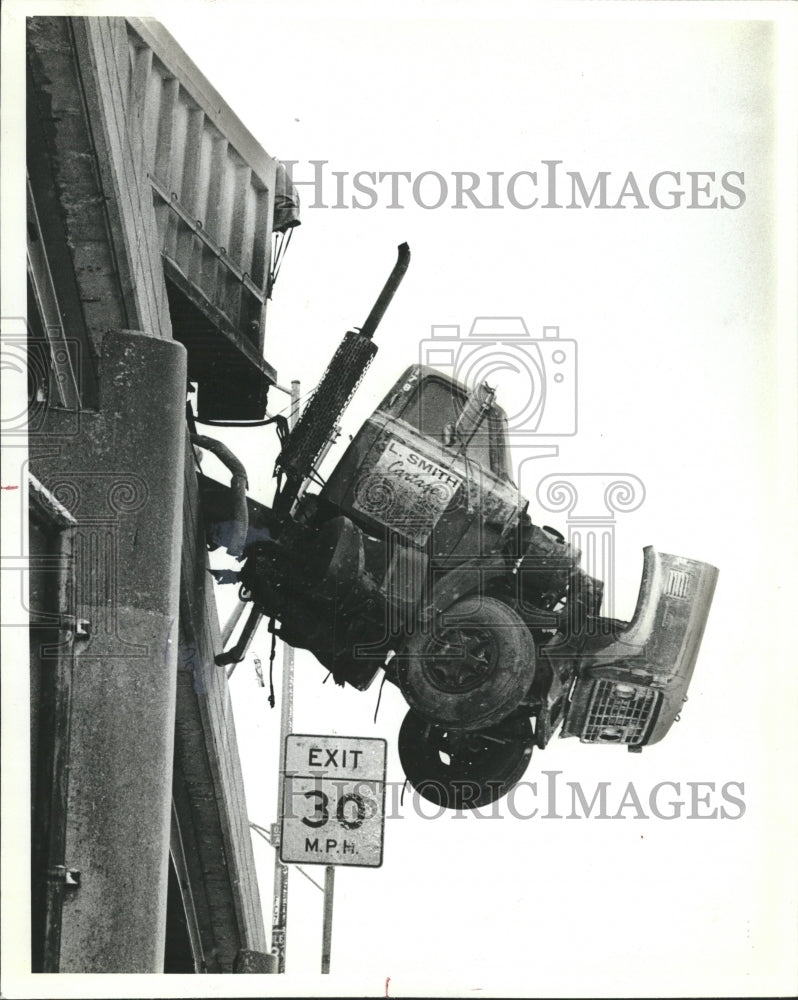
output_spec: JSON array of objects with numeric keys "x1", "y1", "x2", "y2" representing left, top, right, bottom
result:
[{"x1": 421, "y1": 626, "x2": 498, "y2": 694}]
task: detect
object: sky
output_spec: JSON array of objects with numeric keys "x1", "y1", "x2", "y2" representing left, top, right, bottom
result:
[{"x1": 3, "y1": 1, "x2": 798, "y2": 997}]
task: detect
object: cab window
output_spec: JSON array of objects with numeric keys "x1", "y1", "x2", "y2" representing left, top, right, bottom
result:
[{"x1": 402, "y1": 376, "x2": 494, "y2": 471}]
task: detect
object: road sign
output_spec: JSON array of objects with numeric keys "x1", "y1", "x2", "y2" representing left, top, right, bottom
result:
[{"x1": 280, "y1": 735, "x2": 387, "y2": 868}]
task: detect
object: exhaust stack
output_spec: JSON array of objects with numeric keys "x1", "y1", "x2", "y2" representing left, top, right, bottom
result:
[{"x1": 276, "y1": 243, "x2": 411, "y2": 492}]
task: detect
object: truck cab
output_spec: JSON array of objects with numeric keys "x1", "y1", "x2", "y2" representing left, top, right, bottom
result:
[{"x1": 241, "y1": 365, "x2": 531, "y2": 688}]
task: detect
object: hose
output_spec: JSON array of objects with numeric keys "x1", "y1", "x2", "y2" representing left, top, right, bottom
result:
[{"x1": 190, "y1": 433, "x2": 249, "y2": 558}]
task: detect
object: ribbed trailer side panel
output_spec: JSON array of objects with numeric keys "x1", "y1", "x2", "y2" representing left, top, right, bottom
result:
[{"x1": 125, "y1": 18, "x2": 278, "y2": 419}]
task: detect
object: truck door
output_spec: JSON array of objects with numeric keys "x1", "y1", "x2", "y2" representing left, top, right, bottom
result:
[{"x1": 322, "y1": 366, "x2": 522, "y2": 560}]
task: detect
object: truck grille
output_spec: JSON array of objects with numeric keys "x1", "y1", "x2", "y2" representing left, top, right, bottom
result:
[{"x1": 582, "y1": 679, "x2": 660, "y2": 746}]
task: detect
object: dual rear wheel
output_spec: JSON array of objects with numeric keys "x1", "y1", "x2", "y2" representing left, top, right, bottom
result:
[
  {"x1": 398, "y1": 711, "x2": 534, "y2": 811},
  {"x1": 396, "y1": 595, "x2": 537, "y2": 810}
]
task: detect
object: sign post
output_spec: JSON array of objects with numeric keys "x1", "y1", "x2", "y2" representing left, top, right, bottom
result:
[
  {"x1": 320, "y1": 866, "x2": 335, "y2": 974},
  {"x1": 270, "y1": 379, "x2": 300, "y2": 973}
]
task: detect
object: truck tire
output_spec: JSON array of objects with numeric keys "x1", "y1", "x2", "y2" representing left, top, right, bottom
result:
[
  {"x1": 398, "y1": 710, "x2": 534, "y2": 811},
  {"x1": 397, "y1": 595, "x2": 536, "y2": 731}
]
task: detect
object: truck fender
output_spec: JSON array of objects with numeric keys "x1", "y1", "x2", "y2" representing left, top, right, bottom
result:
[
  {"x1": 421, "y1": 556, "x2": 512, "y2": 623},
  {"x1": 561, "y1": 547, "x2": 718, "y2": 748}
]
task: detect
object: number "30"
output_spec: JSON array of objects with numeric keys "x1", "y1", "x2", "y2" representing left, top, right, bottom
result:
[{"x1": 301, "y1": 790, "x2": 368, "y2": 830}]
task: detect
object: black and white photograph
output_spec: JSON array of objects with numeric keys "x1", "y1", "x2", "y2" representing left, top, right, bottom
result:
[{"x1": 1, "y1": 1, "x2": 796, "y2": 997}]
